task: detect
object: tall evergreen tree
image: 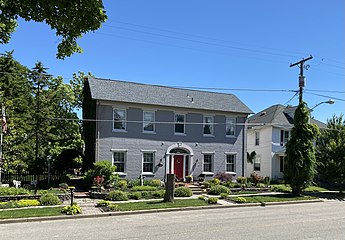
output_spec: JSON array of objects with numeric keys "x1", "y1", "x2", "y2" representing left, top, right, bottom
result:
[
  {"x1": 316, "y1": 115, "x2": 345, "y2": 193},
  {"x1": 285, "y1": 102, "x2": 319, "y2": 196}
]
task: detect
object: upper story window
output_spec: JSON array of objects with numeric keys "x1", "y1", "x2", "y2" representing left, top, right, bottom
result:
[
  {"x1": 203, "y1": 116, "x2": 214, "y2": 135},
  {"x1": 203, "y1": 153, "x2": 214, "y2": 173},
  {"x1": 174, "y1": 113, "x2": 185, "y2": 134},
  {"x1": 113, "y1": 109, "x2": 126, "y2": 131},
  {"x1": 280, "y1": 130, "x2": 290, "y2": 146},
  {"x1": 142, "y1": 152, "x2": 155, "y2": 173},
  {"x1": 226, "y1": 118, "x2": 235, "y2": 136},
  {"x1": 112, "y1": 151, "x2": 127, "y2": 173},
  {"x1": 226, "y1": 154, "x2": 236, "y2": 173},
  {"x1": 255, "y1": 131, "x2": 260, "y2": 146},
  {"x1": 143, "y1": 111, "x2": 155, "y2": 133}
]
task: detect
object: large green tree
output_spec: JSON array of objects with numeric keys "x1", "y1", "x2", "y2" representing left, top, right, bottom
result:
[
  {"x1": 0, "y1": 0, "x2": 107, "y2": 59},
  {"x1": 28, "y1": 62, "x2": 83, "y2": 175},
  {"x1": 284, "y1": 102, "x2": 319, "y2": 196},
  {"x1": 316, "y1": 115, "x2": 345, "y2": 193},
  {"x1": 0, "y1": 52, "x2": 83, "y2": 176},
  {"x1": 0, "y1": 51, "x2": 33, "y2": 173}
]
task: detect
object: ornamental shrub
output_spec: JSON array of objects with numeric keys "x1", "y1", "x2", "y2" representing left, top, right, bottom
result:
[
  {"x1": 0, "y1": 187, "x2": 30, "y2": 196},
  {"x1": 109, "y1": 204, "x2": 119, "y2": 211},
  {"x1": 234, "y1": 197, "x2": 247, "y2": 203},
  {"x1": 59, "y1": 183, "x2": 69, "y2": 190},
  {"x1": 117, "y1": 180, "x2": 128, "y2": 190},
  {"x1": 39, "y1": 193, "x2": 61, "y2": 206},
  {"x1": 198, "y1": 195, "x2": 206, "y2": 200},
  {"x1": 174, "y1": 187, "x2": 193, "y2": 197},
  {"x1": 106, "y1": 190, "x2": 129, "y2": 201},
  {"x1": 214, "y1": 172, "x2": 233, "y2": 182},
  {"x1": 17, "y1": 199, "x2": 40, "y2": 207},
  {"x1": 208, "y1": 185, "x2": 230, "y2": 195},
  {"x1": 96, "y1": 200, "x2": 110, "y2": 207},
  {"x1": 237, "y1": 177, "x2": 247, "y2": 184},
  {"x1": 84, "y1": 160, "x2": 118, "y2": 187},
  {"x1": 129, "y1": 191, "x2": 142, "y2": 200},
  {"x1": 61, "y1": 205, "x2": 82, "y2": 215},
  {"x1": 144, "y1": 179, "x2": 161, "y2": 187},
  {"x1": 223, "y1": 181, "x2": 240, "y2": 188},
  {"x1": 127, "y1": 179, "x2": 140, "y2": 188},
  {"x1": 207, "y1": 197, "x2": 218, "y2": 204},
  {"x1": 208, "y1": 178, "x2": 221, "y2": 186},
  {"x1": 270, "y1": 184, "x2": 291, "y2": 193},
  {"x1": 152, "y1": 190, "x2": 165, "y2": 198},
  {"x1": 220, "y1": 193, "x2": 228, "y2": 199},
  {"x1": 132, "y1": 186, "x2": 157, "y2": 191}
]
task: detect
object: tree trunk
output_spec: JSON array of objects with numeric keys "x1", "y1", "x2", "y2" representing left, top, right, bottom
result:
[{"x1": 164, "y1": 174, "x2": 175, "y2": 203}]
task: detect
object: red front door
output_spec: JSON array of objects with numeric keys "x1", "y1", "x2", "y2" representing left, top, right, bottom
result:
[{"x1": 174, "y1": 155, "x2": 184, "y2": 179}]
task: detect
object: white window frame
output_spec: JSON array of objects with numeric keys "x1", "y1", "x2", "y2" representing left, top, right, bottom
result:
[
  {"x1": 141, "y1": 151, "x2": 156, "y2": 174},
  {"x1": 225, "y1": 154, "x2": 236, "y2": 173},
  {"x1": 255, "y1": 131, "x2": 260, "y2": 146},
  {"x1": 202, "y1": 153, "x2": 214, "y2": 174},
  {"x1": 226, "y1": 118, "x2": 236, "y2": 137},
  {"x1": 284, "y1": 130, "x2": 290, "y2": 145},
  {"x1": 203, "y1": 115, "x2": 214, "y2": 136},
  {"x1": 113, "y1": 108, "x2": 127, "y2": 132},
  {"x1": 174, "y1": 113, "x2": 185, "y2": 135},
  {"x1": 143, "y1": 111, "x2": 155, "y2": 133},
  {"x1": 111, "y1": 149, "x2": 127, "y2": 175}
]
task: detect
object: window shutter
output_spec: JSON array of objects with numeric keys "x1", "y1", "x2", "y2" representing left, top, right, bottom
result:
[{"x1": 280, "y1": 130, "x2": 284, "y2": 146}]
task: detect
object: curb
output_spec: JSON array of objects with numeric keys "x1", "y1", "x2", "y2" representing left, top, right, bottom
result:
[{"x1": 0, "y1": 199, "x2": 323, "y2": 225}]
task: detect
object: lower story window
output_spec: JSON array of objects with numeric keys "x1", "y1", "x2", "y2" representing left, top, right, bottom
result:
[
  {"x1": 203, "y1": 154, "x2": 213, "y2": 172},
  {"x1": 113, "y1": 151, "x2": 126, "y2": 173},
  {"x1": 143, "y1": 152, "x2": 155, "y2": 173},
  {"x1": 226, "y1": 154, "x2": 236, "y2": 172},
  {"x1": 280, "y1": 156, "x2": 285, "y2": 173},
  {"x1": 254, "y1": 155, "x2": 261, "y2": 171}
]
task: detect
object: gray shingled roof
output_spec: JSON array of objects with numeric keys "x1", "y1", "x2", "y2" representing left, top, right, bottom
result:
[
  {"x1": 248, "y1": 104, "x2": 326, "y2": 128},
  {"x1": 87, "y1": 77, "x2": 253, "y2": 114}
]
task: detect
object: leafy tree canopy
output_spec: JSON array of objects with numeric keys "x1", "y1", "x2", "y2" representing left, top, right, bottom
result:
[
  {"x1": 284, "y1": 101, "x2": 319, "y2": 196},
  {"x1": 0, "y1": 0, "x2": 107, "y2": 59},
  {"x1": 316, "y1": 114, "x2": 345, "y2": 192}
]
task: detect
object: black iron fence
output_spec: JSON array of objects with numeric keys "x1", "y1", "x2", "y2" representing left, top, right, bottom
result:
[{"x1": 0, "y1": 172, "x2": 61, "y2": 185}]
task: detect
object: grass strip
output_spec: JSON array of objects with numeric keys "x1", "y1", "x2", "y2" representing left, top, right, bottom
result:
[
  {"x1": 0, "y1": 207, "x2": 63, "y2": 219},
  {"x1": 116, "y1": 199, "x2": 209, "y2": 211},
  {"x1": 230, "y1": 194, "x2": 316, "y2": 203}
]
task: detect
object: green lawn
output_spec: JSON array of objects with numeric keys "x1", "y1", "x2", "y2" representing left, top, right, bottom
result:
[
  {"x1": 115, "y1": 199, "x2": 209, "y2": 211},
  {"x1": 230, "y1": 194, "x2": 317, "y2": 203},
  {"x1": 303, "y1": 186, "x2": 329, "y2": 192},
  {"x1": 0, "y1": 207, "x2": 63, "y2": 219},
  {"x1": 229, "y1": 191, "x2": 263, "y2": 195}
]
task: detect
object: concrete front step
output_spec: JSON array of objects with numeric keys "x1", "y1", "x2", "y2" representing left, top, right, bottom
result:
[{"x1": 74, "y1": 192, "x2": 90, "y2": 198}]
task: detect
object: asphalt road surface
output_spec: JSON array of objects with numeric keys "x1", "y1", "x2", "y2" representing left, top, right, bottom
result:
[{"x1": 1, "y1": 201, "x2": 345, "y2": 240}]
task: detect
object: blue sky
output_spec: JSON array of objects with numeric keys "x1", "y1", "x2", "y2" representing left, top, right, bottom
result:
[{"x1": 1, "y1": 0, "x2": 344, "y2": 123}]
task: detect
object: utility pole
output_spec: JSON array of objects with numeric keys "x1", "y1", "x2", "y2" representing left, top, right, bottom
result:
[{"x1": 290, "y1": 55, "x2": 313, "y2": 104}]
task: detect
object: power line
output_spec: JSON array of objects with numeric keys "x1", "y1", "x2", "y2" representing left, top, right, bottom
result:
[{"x1": 305, "y1": 92, "x2": 345, "y2": 102}]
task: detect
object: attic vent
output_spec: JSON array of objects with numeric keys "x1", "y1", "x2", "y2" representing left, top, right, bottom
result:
[{"x1": 259, "y1": 111, "x2": 266, "y2": 116}]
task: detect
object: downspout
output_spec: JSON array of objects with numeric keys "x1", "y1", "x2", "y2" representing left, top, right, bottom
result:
[{"x1": 242, "y1": 117, "x2": 248, "y2": 177}]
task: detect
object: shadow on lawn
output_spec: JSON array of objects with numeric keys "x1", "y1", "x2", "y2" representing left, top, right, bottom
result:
[{"x1": 303, "y1": 192, "x2": 345, "y2": 201}]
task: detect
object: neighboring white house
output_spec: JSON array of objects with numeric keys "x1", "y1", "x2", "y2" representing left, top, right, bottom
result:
[{"x1": 246, "y1": 104, "x2": 325, "y2": 180}]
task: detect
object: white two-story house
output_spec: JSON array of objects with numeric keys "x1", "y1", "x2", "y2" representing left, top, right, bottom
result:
[{"x1": 246, "y1": 104, "x2": 325, "y2": 180}]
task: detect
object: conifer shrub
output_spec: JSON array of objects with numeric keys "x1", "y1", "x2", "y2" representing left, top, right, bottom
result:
[{"x1": 39, "y1": 193, "x2": 61, "y2": 206}]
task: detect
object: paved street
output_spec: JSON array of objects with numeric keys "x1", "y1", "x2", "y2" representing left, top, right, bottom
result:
[{"x1": 1, "y1": 201, "x2": 345, "y2": 240}]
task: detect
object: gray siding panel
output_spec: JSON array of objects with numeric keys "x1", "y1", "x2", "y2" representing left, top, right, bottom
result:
[{"x1": 96, "y1": 104, "x2": 246, "y2": 180}]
